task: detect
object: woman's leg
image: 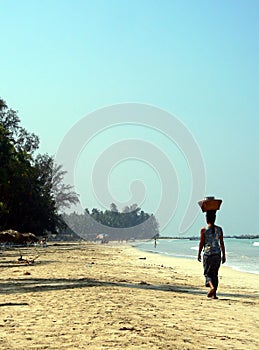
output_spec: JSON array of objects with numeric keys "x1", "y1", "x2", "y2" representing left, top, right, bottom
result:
[
  {"x1": 203, "y1": 255, "x2": 214, "y2": 289},
  {"x1": 203, "y1": 255, "x2": 221, "y2": 297},
  {"x1": 210, "y1": 255, "x2": 221, "y2": 297}
]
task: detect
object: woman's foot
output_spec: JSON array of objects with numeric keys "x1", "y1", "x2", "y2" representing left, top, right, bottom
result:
[
  {"x1": 211, "y1": 291, "x2": 218, "y2": 299},
  {"x1": 207, "y1": 281, "x2": 215, "y2": 297},
  {"x1": 207, "y1": 288, "x2": 215, "y2": 297}
]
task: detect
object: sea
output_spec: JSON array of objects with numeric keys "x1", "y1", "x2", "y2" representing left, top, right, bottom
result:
[{"x1": 132, "y1": 238, "x2": 259, "y2": 275}]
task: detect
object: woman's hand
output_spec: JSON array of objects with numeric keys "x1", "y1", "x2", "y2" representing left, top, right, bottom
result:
[
  {"x1": 222, "y1": 255, "x2": 226, "y2": 264},
  {"x1": 198, "y1": 228, "x2": 205, "y2": 263}
]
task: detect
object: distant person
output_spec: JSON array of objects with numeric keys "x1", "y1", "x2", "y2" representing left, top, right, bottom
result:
[
  {"x1": 198, "y1": 210, "x2": 226, "y2": 299},
  {"x1": 154, "y1": 238, "x2": 157, "y2": 248}
]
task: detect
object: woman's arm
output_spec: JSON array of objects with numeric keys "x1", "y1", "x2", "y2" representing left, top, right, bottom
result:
[
  {"x1": 197, "y1": 228, "x2": 205, "y2": 262},
  {"x1": 220, "y1": 228, "x2": 226, "y2": 264}
]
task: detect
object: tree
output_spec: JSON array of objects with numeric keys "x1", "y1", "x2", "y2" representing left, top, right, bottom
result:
[
  {"x1": 0, "y1": 126, "x2": 57, "y2": 234},
  {"x1": 51, "y1": 162, "x2": 79, "y2": 211},
  {"x1": 0, "y1": 105, "x2": 39, "y2": 155},
  {"x1": 0, "y1": 98, "x2": 78, "y2": 235},
  {"x1": 0, "y1": 98, "x2": 7, "y2": 111},
  {"x1": 61, "y1": 204, "x2": 160, "y2": 241},
  {"x1": 122, "y1": 206, "x2": 130, "y2": 213},
  {"x1": 110, "y1": 203, "x2": 118, "y2": 213}
]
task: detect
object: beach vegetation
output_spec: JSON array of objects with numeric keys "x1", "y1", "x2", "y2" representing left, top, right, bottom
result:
[
  {"x1": 0, "y1": 97, "x2": 158, "y2": 241},
  {"x1": 0, "y1": 98, "x2": 78, "y2": 236},
  {"x1": 62, "y1": 205, "x2": 159, "y2": 241}
]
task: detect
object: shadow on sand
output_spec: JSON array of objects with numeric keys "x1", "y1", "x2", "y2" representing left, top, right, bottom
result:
[{"x1": 0, "y1": 277, "x2": 257, "y2": 303}]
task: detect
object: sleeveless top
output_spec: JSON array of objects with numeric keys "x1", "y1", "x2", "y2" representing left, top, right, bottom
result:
[{"x1": 203, "y1": 225, "x2": 222, "y2": 256}]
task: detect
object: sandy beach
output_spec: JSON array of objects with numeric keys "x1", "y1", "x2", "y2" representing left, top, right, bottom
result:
[{"x1": 0, "y1": 242, "x2": 258, "y2": 350}]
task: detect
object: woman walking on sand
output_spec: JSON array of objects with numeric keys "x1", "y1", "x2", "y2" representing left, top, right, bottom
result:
[{"x1": 198, "y1": 209, "x2": 226, "y2": 299}]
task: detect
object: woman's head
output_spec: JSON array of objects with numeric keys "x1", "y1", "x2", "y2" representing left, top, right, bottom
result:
[{"x1": 206, "y1": 210, "x2": 216, "y2": 225}]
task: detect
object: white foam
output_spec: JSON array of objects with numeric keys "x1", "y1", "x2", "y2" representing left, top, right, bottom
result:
[
  {"x1": 190, "y1": 246, "x2": 198, "y2": 251},
  {"x1": 253, "y1": 242, "x2": 259, "y2": 246}
]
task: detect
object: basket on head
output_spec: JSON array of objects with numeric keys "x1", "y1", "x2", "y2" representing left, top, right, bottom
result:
[{"x1": 198, "y1": 196, "x2": 222, "y2": 212}]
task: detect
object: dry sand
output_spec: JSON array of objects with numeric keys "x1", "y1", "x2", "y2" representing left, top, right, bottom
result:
[{"x1": 0, "y1": 242, "x2": 258, "y2": 350}]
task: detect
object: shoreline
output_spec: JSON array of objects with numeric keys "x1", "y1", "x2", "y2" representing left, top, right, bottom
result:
[
  {"x1": 1, "y1": 242, "x2": 258, "y2": 349},
  {"x1": 131, "y1": 244, "x2": 259, "y2": 276},
  {"x1": 123, "y1": 244, "x2": 258, "y2": 292},
  {"x1": 130, "y1": 238, "x2": 259, "y2": 276}
]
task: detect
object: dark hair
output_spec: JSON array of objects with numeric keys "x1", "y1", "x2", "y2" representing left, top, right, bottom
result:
[{"x1": 206, "y1": 210, "x2": 216, "y2": 233}]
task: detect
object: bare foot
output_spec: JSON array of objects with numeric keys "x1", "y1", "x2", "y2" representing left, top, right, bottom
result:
[
  {"x1": 207, "y1": 288, "x2": 215, "y2": 297},
  {"x1": 211, "y1": 291, "x2": 218, "y2": 299}
]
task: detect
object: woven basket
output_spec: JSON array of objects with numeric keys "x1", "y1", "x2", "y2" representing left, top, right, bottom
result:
[{"x1": 198, "y1": 197, "x2": 222, "y2": 212}]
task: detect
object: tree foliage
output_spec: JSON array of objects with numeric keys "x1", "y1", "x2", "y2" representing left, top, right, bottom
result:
[
  {"x1": 51, "y1": 163, "x2": 79, "y2": 211},
  {"x1": 62, "y1": 204, "x2": 159, "y2": 241},
  {"x1": 0, "y1": 98, "x2": 78, "y2": 235},
  {"x1": 0, "y1": 98, "x2": 157, "y2": 240}
]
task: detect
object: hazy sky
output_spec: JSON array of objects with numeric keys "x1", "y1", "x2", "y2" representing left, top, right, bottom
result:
[{"x1": 0, "y1": 0, "x2": 258, "y2": 236}]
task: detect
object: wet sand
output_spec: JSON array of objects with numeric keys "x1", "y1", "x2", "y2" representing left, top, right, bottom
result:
[{"x1": 0, "y1": 242, "x2": 258, "y2": 349}]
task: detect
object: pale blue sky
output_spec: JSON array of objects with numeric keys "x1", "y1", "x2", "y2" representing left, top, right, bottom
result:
[{"x1": 0, "y1": 0, "x2": 258, "y2": 236}]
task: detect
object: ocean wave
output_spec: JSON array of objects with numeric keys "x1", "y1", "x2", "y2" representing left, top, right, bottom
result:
[
  {"x1": 226, "y1": 264, "x2": 259, "y2": 275},
  {"x1": 133, "y1": 239, "x2": 259, "y2": 274},
  {"x1": 190, "y1": 246, "x2": 198, "y2": 251}
]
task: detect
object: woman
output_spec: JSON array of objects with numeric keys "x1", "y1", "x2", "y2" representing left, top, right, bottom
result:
[{"x1": 198, "y1": 210, "x2": 226, "y2": 299}]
